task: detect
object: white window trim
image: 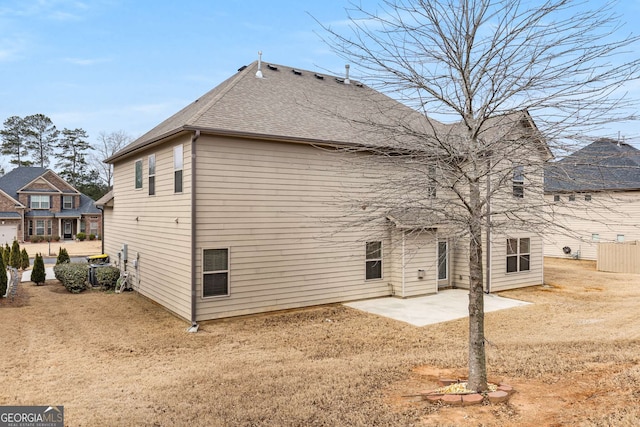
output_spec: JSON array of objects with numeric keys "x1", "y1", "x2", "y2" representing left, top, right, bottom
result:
[
  {"x1": 202, "y1": 247, "x2": 230, "y2": 298},
  {"x1": 365, "y1": 241, "x2": 383, "y2": 281},
  {"x1": 506, "y1": 237, "x2": 531, "y2": 274},
  {"x1": 148, "y1": 154, "x2": 156, "y2": 196},
  {"x1": 174, "y1": 144, "x2": 183, "y2": 194},
  {"x1": 134, "y1": 159, "x2": 143, "y2": 190},
  {"x1": 30, "y1": 195, "x2": 50, "y2": 209},
  {"x1": 63, "y1": 195, "x2": 73, "y2": 209}
]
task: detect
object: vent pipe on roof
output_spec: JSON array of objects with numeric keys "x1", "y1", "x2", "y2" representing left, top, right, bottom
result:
[
  {"x1": 344, "y1": 64, "x2": 351, "y2": 85},
  {"x1": 256, "y1": 51, "x2": 263, "y2": 79}
]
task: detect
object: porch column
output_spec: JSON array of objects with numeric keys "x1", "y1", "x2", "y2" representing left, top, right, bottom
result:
[
  {"x1": 58, "y1": 218, "x2": 62, "y2": 239},
  {"x1": 77, "y1": 218, "x2": 81, "y2": 238}
]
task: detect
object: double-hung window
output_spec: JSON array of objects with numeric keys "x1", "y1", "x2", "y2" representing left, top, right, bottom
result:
[
  {"x1": 512, "y1": 165, "x2": 524, "y2": 198},
  {"x1": 63, "y1": 195, "x2": 73, "y2": 209},
  {"x1": 174, "y1": 145, "x2": 183, "y2": 193},
  {"x1": 507, "y1": 238, "x2": 530, "y2": 273},
  {"x1": 203, "y1": 248, "x2": 229, "y2": 297},
  {"x1": 135, "y1": 160, "x2": 143, "y2": 189},
  {"x1": 365, "y1": 241, "x2": 383, "y2": 280},
  {"x1": 35, "y1": 220, "x2": 45, "y2": 236},
  {"x1": 148, "y1": 154, "x2": 156, "y2": 196},
  {"x1": 30, "y1": 195, "x2": 50, "y2": 209}
]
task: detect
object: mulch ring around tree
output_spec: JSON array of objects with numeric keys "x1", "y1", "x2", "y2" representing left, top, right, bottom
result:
[{"x1": 420, "y1": 378, "x2": 515, "y2": 406}]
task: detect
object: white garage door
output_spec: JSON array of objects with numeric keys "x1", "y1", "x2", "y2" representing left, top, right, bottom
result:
[{"x1": 0, "y1": 225, "x2": 17, "y2": 245}]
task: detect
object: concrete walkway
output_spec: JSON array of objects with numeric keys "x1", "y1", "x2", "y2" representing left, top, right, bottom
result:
[
  {"x1": 344, "y1": 289, "x2": 531, "y2": 326},
  {"x1": 21, "y1": 267, "x2": 56, "y2": 283}
]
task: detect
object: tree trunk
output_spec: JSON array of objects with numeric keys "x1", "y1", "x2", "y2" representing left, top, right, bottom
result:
[{"x1": 468, "y1": 180, "x2": 488, "y2": 392}]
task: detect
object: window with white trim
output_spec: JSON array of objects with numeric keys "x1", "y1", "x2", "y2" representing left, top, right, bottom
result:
[
  {"x1": 365, "y1": 241, "x2": 383, "y2": 280},
  {"x1": 63, "y1": 195, "x2": 73, "y2": 209},
  {"x1": 617, "y1": 234, "x2": 625, "y2": 243},
  {"x1": 427, "y1": 164, "x2": 437, "y2": 198},
  {"x1": 203, "y1": 248, "x2": 229, "y2": 297},
  {"x1": 135, "y1": 159, "x2": 143, "y2": 189},
  {"x1": 89, "y1": 221, "x2": 98, "y2": 236},
  {"x1": 591, "y1": 233, "x2": 600, "y2": 242},
  {"x1": 507, "y1": 238, "x2": 530, "y2": 273},
  {"x1": 148, "y1": 154, "x2": 156, "y2": 196},
  {"x1": 553, "y1": 195, "x2": 560, "y2": 202},
  {"x1": 35, "y1": 220, "x2": 45, "y2": 236},
  {"x1": 512, "y1": 165, "x2": 524, "y2": 198},
  {"x1": 174, "y1": 145, "x2": 183, "y2": 193},
  {"x1": 30, "y1": 195, "x2": 50, "y2": 209}
]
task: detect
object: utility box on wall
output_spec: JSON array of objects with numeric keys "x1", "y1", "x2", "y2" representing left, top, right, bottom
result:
[{"x1": 417, "y1": 269, "x2": 426, "y2": 279}]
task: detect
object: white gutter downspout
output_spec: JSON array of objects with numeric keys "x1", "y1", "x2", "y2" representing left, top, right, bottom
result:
[
  {"x1": 188, "y1": 130, "x2": 200, "y2": 333},
  {"x1": 485, "y1": 158, "x2": 492, "y2": 293}
]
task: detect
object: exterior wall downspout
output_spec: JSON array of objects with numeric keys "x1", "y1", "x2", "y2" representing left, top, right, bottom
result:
[
  {"x1": 401, "y1": 230, "x2": 406, "y2": 298},
  {"x1": 189, "y1": 130, "x2": 200, "y2": 332}
]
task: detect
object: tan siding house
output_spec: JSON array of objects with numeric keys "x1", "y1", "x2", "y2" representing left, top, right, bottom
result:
[
  {"x1": 544, "y1": 139, "x2": 640, "y2": 260},
  {"x1": 100, "y1": 60, "x2": 546, "y2": 324}
]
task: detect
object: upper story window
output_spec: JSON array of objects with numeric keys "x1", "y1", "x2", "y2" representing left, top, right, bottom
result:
[
  {"x1": 148, "y1": 154, "x2": 156, "y2": 196},
  {"x1": 512, "y1": 165, "x2": 524, "y2": 198},
  {"x1": 553, "y1": 195, "x2": 560, "y2": 202},
  {"x1": 568, "y1": 194, "x2": 576, "y2": 202},
  {"x1": 584, "y1": 194, "x2": 592, "y2": 201},
  {"x1": 63, "y1": 195, "x2": 73, "y2": 209},
  {"x1": 135, "y1": 159, "x2": 143, "y2": 189},
  {"x1": 427, "y1": 164, "x2": 437, "y2": 198},
  {"x1": 30, "y1": 195, "x2": 50, "y2": 209},
  {"x1": 174, "y1": 144, "x2": 183, "y2": 193}
]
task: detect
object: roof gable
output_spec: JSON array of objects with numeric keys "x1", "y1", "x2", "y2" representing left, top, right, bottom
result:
[{"x1": 545, "y1": 139, "x2": 640, "y2": 192}]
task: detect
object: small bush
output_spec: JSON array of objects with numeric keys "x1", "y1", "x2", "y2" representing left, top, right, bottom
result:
[
  {"x1": 53, "y1": 263, "x2": 89, "y2": 293},
  {"x1": 53, "y1": 235, "x2": 61, "y2": 242},
  {"x1": 95, "y1": 266, "x2": 120, "y2": 289},
  {"x1": 20, "y1": 248, "x2": 29, "y2": 270},
  {"x1": 31, "y1": 236, "x2": 43, "y2": 243},
  {"x1": 89, "y1": 233, "x2": 96, "y2": 241},
  {"x1": 31, "y1": 253, "x2": 46, "y2": 285},
  {"x1": 3, "y1": 243, "x2": 10, "y2": 265},
  {"x1": 76, "y1": 232, "x2": 86, "y2": 241},
  {"x1": 56, "y1": 248, "x2": 70, "y2": 265},
  {"x1": 10, "y1": 240, "x2": 21, "y2": 269}
]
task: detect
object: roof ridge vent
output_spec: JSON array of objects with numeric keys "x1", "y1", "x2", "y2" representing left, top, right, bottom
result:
[
  {"x1": 344, "y1": 64, "x2": 351, "y2": 85},
  {"x1": 256, "y1": 51, "x2": 263, "y2": 78},
  {"x1": 314, "y1": 73, "x2": 324, "y2": 80},
  {"x1": 292, "y1": 69, "x2": 302, "y2": 75},
  {"x1": 267, "y1": 64, "x2": 278, "y2": 71},
  {"x1": 335, "y1": 77, "x2": 344, "y2": 84}
]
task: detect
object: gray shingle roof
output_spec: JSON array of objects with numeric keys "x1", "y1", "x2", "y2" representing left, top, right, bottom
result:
[
  {"x1": 544, "y1": 139, "x2": 640, "y2": 192},
  {"x1": 0, "y1": 167, "x2": 49, "y2": 199}
]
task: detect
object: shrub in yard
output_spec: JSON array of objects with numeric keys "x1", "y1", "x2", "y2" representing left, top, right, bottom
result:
[
  {"x1": 31, "y1": 253, "x2": 46, "y2": 286},
  {"x1": 89, "y1": 233, "x2": 96, "y2": 241},
  {"x1": 3, "y1": 243, "x2": 9, "y2": 266},
  {"x1": 0, "y1": 251, "x2": 7, "y2": 297},
  {"x1": 76, "y1": 232, "x2": 86, "y2": 241},
  {"x1": 95, "y1": 266, "x2": 120, "y2": 289},
  {"x1": 10, "y1": 240, "x2": 21, "y2": 269},
  {"x1": 56, "y1": 248, "x2": 70, "y2": 265},
  {"x1": 53, "y1": 235, "x2": 61, "y2": 242},
  {"x1": 20, "y1": 248, "x2": 29, "y2": 270},
  {"x1": 53, "y1": 262, "x2": 89, "y2": 293}
]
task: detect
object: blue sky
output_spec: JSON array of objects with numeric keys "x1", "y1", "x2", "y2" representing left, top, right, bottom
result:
[{"x1": 1, "y1": 0, "x2": 639, "y2": 166}]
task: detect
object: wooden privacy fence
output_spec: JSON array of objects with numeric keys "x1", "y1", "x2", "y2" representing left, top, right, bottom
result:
[{"x1": 597, "y1": 241, "x2": 640, "y2": 274}]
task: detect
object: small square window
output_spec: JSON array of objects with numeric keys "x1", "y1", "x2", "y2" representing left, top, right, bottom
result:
[
  {"x1": 568, "y1": 194, "x2": 576, "y2": 202},
  {"x1": 591, "y1": 233, "x2": 600, "y2": 242},
  {"x1": 617, "y1": 234, "x2": 625, "y2": 243},
  {"x1": 553, "y1": 195, "x2": 560, "y2": 202},
  {"x1": 584, "y1": 194, "x2": 591, "y2": 201}
]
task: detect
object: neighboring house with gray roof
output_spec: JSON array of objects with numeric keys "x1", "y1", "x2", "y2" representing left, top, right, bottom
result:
[
  {"x1": 544, "y1": 138, "x2": 640, "y2": 259},
  {"x1": 99, "y1": 60, "x2": 547, "y2": 324},
  {"x1": 0, "y1": 167, "x2": 102, "y2": 244}
]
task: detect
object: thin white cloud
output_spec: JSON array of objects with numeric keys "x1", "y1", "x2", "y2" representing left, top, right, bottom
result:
[
  {"x1": 0, "y1": 36, "x2": 27, "y2": 62},
  {"x1": 0, "y1": 0, "x2": 88, "y2": 20},
  {"x1": 63, "y1": 56, "x2": 111, "y2": 66}
]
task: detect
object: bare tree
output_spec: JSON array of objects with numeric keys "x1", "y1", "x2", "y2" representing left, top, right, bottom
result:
[
  {"x1": 91, "y1": 130, "x2": 133, "y2": 188},
  {"x1": 319, "y1": 0, "x2": 640, "y2": 391}
]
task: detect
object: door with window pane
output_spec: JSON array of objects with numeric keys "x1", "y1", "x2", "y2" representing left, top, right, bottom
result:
[
  {"x1": 63, "y1": 221, "x2": 72, "y2": 239},
  {"x1": 437, "y1": 240, "x2": 449, "y2": 289}
]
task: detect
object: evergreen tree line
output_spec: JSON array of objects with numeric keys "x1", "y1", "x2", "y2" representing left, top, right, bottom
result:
[{"x1": 0, "y1": 114, "x2": 112, "y2": 200}]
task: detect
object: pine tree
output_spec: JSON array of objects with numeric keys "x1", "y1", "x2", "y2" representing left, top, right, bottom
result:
[
  {"x1": 31, "y1": 253, "x2": 46, "y2": 285},
  {"x1": 10, "y1": 240, "x2": 21, "y2": 269},
  {"x1": 0, "y1": 248, "x2": 7, "y2": 297},
  {"x1": 21, "y1": 248, "x2": 30, "y2": 270},
  {"x1": 56, "y1": 128, "x2": 92, "y2": 187},
  {"x1": 0, "y1": 116, "x2": 32, "y2": 167},
  {"x1": 24, "y1": 113, "x2": 58, "y2": 168}
]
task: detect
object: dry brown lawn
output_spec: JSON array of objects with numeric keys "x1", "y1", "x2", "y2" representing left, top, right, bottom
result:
[
  {"x1": 1, "y1": 257, "x2": 639, "y2": 426},
  {"x1": 21, "y1": 240, "x2": 102, "y2": 258}
]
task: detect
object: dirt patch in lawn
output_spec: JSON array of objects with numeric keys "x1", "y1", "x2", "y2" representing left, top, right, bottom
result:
[{"x1": 1, "y1": 257, "x2": 640, "y2": 426}]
